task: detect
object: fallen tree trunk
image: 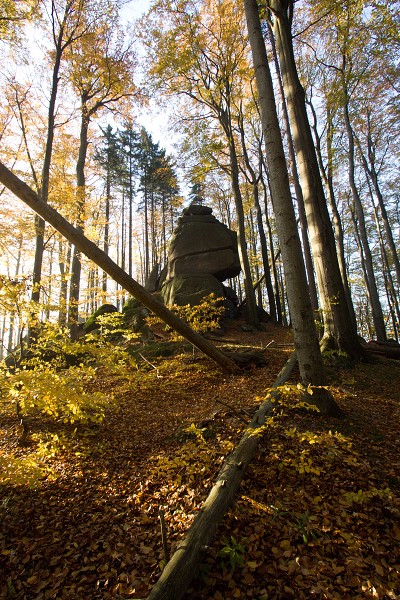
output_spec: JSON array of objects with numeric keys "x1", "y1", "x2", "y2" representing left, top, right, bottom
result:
[
  {"x1": 364, "y1": 340, "x2": 400, "y2": 360},
  {"x1": 0, "y1": 161, "x2": 240, "y2": 375},
  {"x1": 145, "y1": 351, "x2": 298, "y2": 600}
]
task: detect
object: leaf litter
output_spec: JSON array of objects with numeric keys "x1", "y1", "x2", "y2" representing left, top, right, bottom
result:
[{"x1": 0, "y1": 321, "x2": 399, "y2": 599}]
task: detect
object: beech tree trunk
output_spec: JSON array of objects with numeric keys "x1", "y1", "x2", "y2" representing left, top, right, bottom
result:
[
  {"x1": 269, "y1": 0, "x2": 365, "y2": 358},
  {"x1": 238, "y1": 115, "x2": 277, "y2": 321},
  {"x1": 68, "y1": 108, "x2": 89, "y2": 341},
  {"x1": 221, "y1": 109, "x2": 260, "y2": 327},
  {"x1": 309, "y1": 101, "x2": 358, "y2": 333},
  {"x1": 244, "y1": 0, "x2": 326, "y2": 385},
  {"x1": 146, "y1": 348, "x2": 344, "y2": 600},
  {"x1": 266, "y1": 20, "x2": 319, "y2": 316},
  {"x1": 342, "y1": 91, "x2": 386, "y2": 341},
  {"x1": 0, "y1": 161, "x2": 241, "y2": 375}
]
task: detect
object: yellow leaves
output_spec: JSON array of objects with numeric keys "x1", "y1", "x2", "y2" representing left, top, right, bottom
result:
[
  {"x1": 5, "y1": 365, "x2": 110, "y2": 425},
  {"x1": 0, "y1": 452, "x2": 45, "y2": 487},
  {"x1": 340, "y1": 487, "x2": 391, "y2": 507},
  {"x1": 148, "y1": 294, "x2": 224, "y2": 339}
]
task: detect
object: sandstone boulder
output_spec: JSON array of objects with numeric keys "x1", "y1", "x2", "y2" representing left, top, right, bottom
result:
[
  {"x1": 162, "y1": 273, "x2": 224, "y2": 307},
  {"x1": 158, "y1": 205, "x2": 241, "y2": 308},
  {"x1": 166, "y1": 205, "x2": 241, "y2": 282}
]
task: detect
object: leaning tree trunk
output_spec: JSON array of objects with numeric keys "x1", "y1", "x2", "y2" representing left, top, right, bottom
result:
[
  {"x1": 243, "y1": 0, "x2": 326, "y2": 386},
  {"x1": 146, "y1": 348, "x2": 343, "y2": 600},
  {"x1": 269, "y1": 0, "x2": 365, "y2": 359},
  {"x1": 146, "y1": 353, "x2": 298, "y2": 600},
  {"x1": 0, "y1": 160, "x2": 241, "y2": 375}
]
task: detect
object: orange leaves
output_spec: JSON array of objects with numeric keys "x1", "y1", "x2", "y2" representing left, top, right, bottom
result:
[{"x1": 1, "y1": 324, "x2": 400, "y2": 599}]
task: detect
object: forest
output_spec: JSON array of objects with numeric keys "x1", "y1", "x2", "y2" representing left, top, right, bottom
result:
[{"x1": 0, "y1": 0, "x2": 399, "y2": 599}]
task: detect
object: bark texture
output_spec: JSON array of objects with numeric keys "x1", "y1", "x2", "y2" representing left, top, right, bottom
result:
[
  {"x1": 269, "y1": 0, "x2": 365, "y2": 358},
  {"x1": 244, "y1": 0, "x2": 325, "y2": 385}
]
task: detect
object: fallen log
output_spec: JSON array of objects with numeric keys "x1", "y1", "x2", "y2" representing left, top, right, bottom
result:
[
  {"x1": 364, "y1": 340, "x2": 400, "y2": 360},
  {"x1": 144, "y1": 351, "x2": 298, "y2": 600}
]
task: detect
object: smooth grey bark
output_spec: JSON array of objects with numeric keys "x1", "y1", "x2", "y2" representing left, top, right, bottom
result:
[
  {"x1": 68, "y1": 106, "x2": 89, "y2": 341},
  {"x1": 58, "y1": 237, "x2": 71, "y2": 327},
  {"x1": 370, "y1": 193, "x2": 400, "y2": 338},
  {"x1": 308, "y1": 99, "x2": 358, "y2": 333},
  {"x1": 266, "y1": 19, "x2": 319, "y2": 316},
  {"x1": 355, "y1": 115, "x2": 400, "y2": 292},
  {"x1": 342, "y1": 88, "x2": 387, "y2": 341},
  {"x1": 268, "y1": 0, "x2": 365, "y2": 358},
  {"x1": 238, "y1": 113, "x2": 277, "y2": 321},
  {"x1": 32, "y1": 1, "x2": 87, "y2": 306},
  {"x1": 219, "y1": 108, "x2": 260, "y2": 327},
  {"x1": 243, "y1": 0, "x2": 325, "y2": 385},
  {"x1": 0, "y1": 160, "x2": 241, "y2": 374},
  {"x1": 260, "y1": 161, "x2": 283, "y2": 323}
]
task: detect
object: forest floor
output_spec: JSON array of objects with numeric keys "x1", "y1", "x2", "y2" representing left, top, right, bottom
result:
[{"x1": 1, "y1": 320, "x2": 400, "y2": 600}]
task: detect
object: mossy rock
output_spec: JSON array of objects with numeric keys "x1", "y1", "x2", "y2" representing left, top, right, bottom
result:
[{"x1": 83, "y1": 304, "x2": 118, "y2": 333}]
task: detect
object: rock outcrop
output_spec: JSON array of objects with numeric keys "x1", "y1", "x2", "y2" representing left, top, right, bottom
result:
[{"x1": 160, "y1": 205, "x2": 241, "y2": 307}]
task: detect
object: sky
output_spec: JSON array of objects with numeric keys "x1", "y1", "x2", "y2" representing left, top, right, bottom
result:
[{"x1": 121, "y1": 0, "x2": 179, "y2": 156}]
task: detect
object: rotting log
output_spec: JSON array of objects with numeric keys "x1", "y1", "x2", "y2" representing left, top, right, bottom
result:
[
  {"x1": 0, "y1": 161, "x2": 240, "y2": 375},
  {"x1": 145, "y1": 351, "x2": 298, "y2": 600}
]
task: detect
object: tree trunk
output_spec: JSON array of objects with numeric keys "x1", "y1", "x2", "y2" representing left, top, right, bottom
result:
[
  {"x1": 68, "y1": 107, "x2": 89, "y2": 340},
  {"x1": 260, "y1": 167, "x2": 283, "y2": 323},
  {"x1": 0, "y1": 160, "x2": 241, "y2": 375},
  {"x1": 269, "y1": 0, "x2": 365, "y2": 358},
  {"x1": 102, "y1": 157, "x2": 111, "y2": 300},
  {"x1": 238, "y1": 114, "x2": 277, "y2": 321},
  {"x1": 32, "y1": 8, "x2": 67, "y2": 307},
  {"x1": 146, "y1": 348, "x2": 344, "y2": 600},
  {"x1": 243, "y1": 0, "x2": 326, "y2": 385},
  {"x1": 222, "y1": 111, "x2": 260, "y2": 327},
  {"x1": 342, "y1": 91, "x2": 386, "y2": 341},
  {"x1": 309, "y1": 101, "x2": 358, "y2": 333},
  {"x1": 266, "y1": 20, "x2": 319, "y2": 316},
  {"x1": 357, "y1": 116, "x2": 400, "y2": 291}
]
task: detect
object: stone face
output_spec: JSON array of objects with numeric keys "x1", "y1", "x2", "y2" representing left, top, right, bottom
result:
[
  {"x1": 162, "y1": 274, "x2": 224, "y2": 307},
  {"x1": 166, "y1": 212, "x2": 241, "y2": 283},
  {"x1": 159, "y1": 204, "x2": 241, "y2": 307},
  {"x1": 170, "y1": 248, "x2": 238, "y2": 280}
]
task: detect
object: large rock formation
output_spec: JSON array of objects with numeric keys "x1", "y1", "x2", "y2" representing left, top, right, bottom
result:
[{"x1": 160, "y1": 205, "x2": 241, "y2": 307}]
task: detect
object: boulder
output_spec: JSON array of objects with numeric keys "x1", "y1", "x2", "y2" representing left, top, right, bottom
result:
[
  {"x1": 166, "y1": 206, "x2": 241, "y2": 282},
  {"x1": 162, "y1": 273, "x2": 224, "y2": 307},
  {"x1": 83, "y1": 304, "x2": 118, "y2": 333},
  {"x1": 160, "y1": 205, "x2": 241, "y2": 307}
]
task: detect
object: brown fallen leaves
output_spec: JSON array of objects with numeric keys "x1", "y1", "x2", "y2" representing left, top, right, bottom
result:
[{"x1": 1, "y1": 321, "x2": 399, "y2": 599}]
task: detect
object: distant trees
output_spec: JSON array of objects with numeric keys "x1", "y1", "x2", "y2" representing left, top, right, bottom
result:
[
  {"x1": 0, "y1": 0, "x2": 181, "y2": 350},
  {"x1": 0, "y1": 0, "x2": 398, "y2": 357}
]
